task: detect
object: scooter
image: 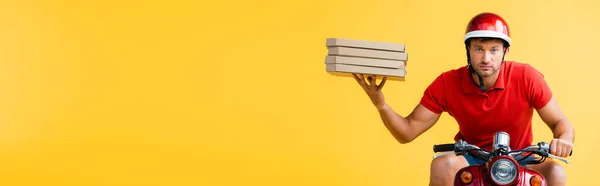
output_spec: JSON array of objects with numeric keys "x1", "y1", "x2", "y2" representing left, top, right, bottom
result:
[{"x1": 432, "y1": 132, "x2": 570, "y2": 186}]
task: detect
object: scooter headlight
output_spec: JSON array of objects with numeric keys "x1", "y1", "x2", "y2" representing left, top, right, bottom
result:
[{"x1": 490, "y1": 158, "x2": 517, "y2": 185}]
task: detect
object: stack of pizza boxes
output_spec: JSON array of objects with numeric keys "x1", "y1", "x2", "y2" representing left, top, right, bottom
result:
[{"x1": 325, "y1": 38, "x2": 408, "y2": 81}]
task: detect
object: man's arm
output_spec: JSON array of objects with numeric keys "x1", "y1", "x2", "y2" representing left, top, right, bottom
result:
[
  {"x1": 352, "y1": 74, "x2": 442, "y2": 144},
  {"x1": 378, "y1": 103, "x2": 441, "y2": 144},
  {"x1": 536, "y1": 97, "x2": 575, "y2": 157}
]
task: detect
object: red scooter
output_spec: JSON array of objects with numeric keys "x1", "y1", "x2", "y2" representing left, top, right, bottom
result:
[{"x1": 433, "y1": 132, "x2": 570, "y2": 186}]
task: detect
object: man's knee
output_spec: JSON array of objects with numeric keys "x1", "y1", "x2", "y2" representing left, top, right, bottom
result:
[
  {"x1": 544, "y1": 161, "x2": 566, "y2": 180},
  {"x1": 431, "y1": 155, "x2": 460, "y2": 170},
  {"x1": 429, "y1": 155, "x2": 468, "y2": 185},
  {"x1": 530, "y1": 160, "x2": 566, "y2": 185}
]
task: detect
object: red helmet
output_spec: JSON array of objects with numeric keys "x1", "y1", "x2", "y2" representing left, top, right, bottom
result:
[{"x1": 464, "y1": 12, "x2": 511, "y2": 46}]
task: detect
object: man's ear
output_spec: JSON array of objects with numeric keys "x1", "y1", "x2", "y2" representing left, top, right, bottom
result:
[{"x1": 504, "y1": 47, "x2": 510, "y2": 55}]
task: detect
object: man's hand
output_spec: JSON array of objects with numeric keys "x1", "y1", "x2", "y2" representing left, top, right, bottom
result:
[
  {"x1": 352, "y1": 73, "x2": 387, "y2": 110},
  {"x1": 550, "y1": 138, "x2": 574, "y2": 158}
]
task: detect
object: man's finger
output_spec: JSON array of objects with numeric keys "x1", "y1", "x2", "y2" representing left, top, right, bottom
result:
[
  {"x1": 370, "y1": 75, "x2": 376, "y2": 89},
  {"x1": 356, "y1": 74, "x2": 370, "y2": 91},
  {"x1": 550, "y1": 139, "x2": 558, "y2": 155},
  {"x1": 352, "y1": 73, "x2": 361, "y2": 84},
  {"x1": 559, "y1": 141, "x2": 571, "y2": 157},
  {"x1": 562, "y1": 148, "x2": 569, "y2": 158},
  {"x1": 377, "y1": 77, "x2": 387, "y2": 91},
  {"x1": 567, "y1": 147, "x2": 574, "y2": 157},
  {"x1": 356, "y1": 74, "x2": 368, "y2": 87},
  {"x1": 358, "y1": 74, "x2": 366, "y2": 85}
]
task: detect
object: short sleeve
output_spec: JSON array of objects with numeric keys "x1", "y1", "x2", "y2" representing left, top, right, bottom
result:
[
  {"x1": 419, "y1": 74, "x2": 447, "y2": 114},
  {"x1": 525, "y1": 65, "x2": 553, "y2": 109}
]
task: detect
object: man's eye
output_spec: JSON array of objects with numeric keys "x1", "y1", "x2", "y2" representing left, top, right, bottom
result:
[
  {"x1": 476, "y1": 48, "x2": 483, "y2": 52},
  {"x1": 492, "y1": 49, "x2": 498, "y2": 53}
]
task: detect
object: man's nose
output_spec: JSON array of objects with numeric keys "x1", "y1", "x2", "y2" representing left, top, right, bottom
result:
[{"x1": 482, "y1": 51, "x2": 492, "y2": 63}]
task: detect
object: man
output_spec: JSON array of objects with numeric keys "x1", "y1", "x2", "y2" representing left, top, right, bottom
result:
[{"x1": 352, "y1": 12, "x2": 575, "y2": 185}]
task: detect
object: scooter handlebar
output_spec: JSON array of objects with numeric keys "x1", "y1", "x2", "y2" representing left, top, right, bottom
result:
[{"x1": 433, "y1": 144, "x2": 455, "y2": 153}]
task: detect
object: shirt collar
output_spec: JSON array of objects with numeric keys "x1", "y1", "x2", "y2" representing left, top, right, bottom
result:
[{"x1": 461, "y1": 62, "x2": 507, "y2": 93}]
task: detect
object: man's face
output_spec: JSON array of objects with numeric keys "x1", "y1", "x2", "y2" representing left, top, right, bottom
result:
[{"x1": 468, "y1": 38, "x2": 507, "y2": 77}]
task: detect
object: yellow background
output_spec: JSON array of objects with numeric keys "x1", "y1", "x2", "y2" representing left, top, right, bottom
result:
[{"x1": 0, "y1": 0, "x2": 596, "y2": 185}]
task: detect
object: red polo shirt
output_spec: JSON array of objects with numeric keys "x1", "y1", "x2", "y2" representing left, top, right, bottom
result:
[{"x1": 420, "y1": 61, "x2": 552, "y2": 151}]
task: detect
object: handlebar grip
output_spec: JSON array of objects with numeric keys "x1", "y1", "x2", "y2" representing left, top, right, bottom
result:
[{"x1": 433, "y1": 144, "x2": 455, "y2": 153}]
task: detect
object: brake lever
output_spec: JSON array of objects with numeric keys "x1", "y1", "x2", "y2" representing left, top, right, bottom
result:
[{"x1": 548, "y1": 154, "x2": 569, "y2": 164}]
